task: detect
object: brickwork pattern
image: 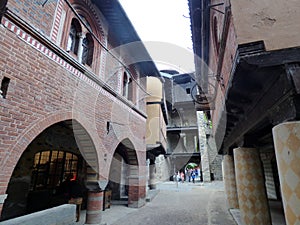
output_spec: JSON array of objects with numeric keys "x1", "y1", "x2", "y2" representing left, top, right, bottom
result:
[
  {"x1": 86, "y1": 191, "x2": 103, "y2": 224},
  {"x1": 234, "y1": 147, "x2": 271, "y2": 225},
  {"x1": 7, "y1": 0, "x2": 56, "y2": 37},
  {"x1": 222, "y1": 155, "x2": 239, "y2": 209},
  {"x1": 0, "y1": 2, "x2": 147, "y2": 216},
  {"x1": 128, "y1": 176, "x2": 146, "y2": 208},
  {"x1": 273, "y1": 122, "x2": 300, "y2": 225}
]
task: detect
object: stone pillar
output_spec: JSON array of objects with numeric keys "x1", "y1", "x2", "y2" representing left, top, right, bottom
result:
[
  {"x1": 201, "y1": 142, "x2": 211, "y2": 182},
  {"x1": 85, "y1": 191, "x2": 103, "y2": 224},
  {"x1": 149, "y1": 162, "x2": 156, "y2": 190},
  {"x1": 273, "y1": 121, "x2": 300, "y2": 225},
  {"x1": 199, "y1": 115, "x2": 211, "y2": 182},
  {"x1": 234, "y1": 147, "x2": 271, "y2": 225},
  {"x1": 222, "y1": 155, "x2": 239, "y2": 209},
  {"x1": 128, "y1": 175, "x2": 146, "y2": 208}
]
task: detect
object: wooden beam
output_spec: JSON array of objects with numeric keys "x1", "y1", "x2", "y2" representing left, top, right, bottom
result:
[{"x1": 222, "y1": 72, "x2": 295, "y2": 151}]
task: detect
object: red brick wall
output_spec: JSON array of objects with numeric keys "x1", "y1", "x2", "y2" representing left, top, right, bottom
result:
[
  {"x1": 7, "y1": 0, "x2": 56, "y2": 37},
  {"x1": 0, "y1": 2, "x2": 147, "y2": 215},
  {"x1": 208, "y1": 5, "x2": 238, "y2": 137}
]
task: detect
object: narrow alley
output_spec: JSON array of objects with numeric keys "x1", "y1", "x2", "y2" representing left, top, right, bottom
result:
[
  {"x1": 101, "y1": 181, "x2": 235, "y2": 225},
  {"x1": 1, "y1": 0, "x2": 300, "y2": 224}
]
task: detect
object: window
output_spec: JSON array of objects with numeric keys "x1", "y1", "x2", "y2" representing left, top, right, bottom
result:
[
  {"x1": 67, "y1": 18, "x2": 81, "y2": 54},
  {"x1": 0, "y1": 77, "x2": 10, "y2": 98},
  {"x1": 122, "y1": 72, "x2": 133, "y2": 101},
  {"x1": 128, "y1": 77, "x2": 133, "y2": 101},
  {"x1": 123, "y1": 72, "x2": 129, "y2": 97},
  {"x1": 186, "y1": 88, "x2": 191, "y2": 94},
  {"x1": 31, "y1": 150, "x2": 80, "y2": 190},
  {"x1": 81, "y1": 33, "x2": 94, "y2": 66}
]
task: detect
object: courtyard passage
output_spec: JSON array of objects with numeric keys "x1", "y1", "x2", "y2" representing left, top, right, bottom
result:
[{"x1": 101, "y1": 181, "x2": 236, "y2": 225}]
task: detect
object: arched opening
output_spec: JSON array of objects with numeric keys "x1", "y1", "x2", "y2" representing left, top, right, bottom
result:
[
  {"x1": 67, "y1": 18, "x2": 81, "y2": 54},
  {"x1": 107, "y1": 139, "x2": 138, "y2": 206},
  {"x1": 183, "y1": 162, "x2": 201, "y2": 183},
  {"x1": 123, "y1": 72, "x2": 129, "y2": 98},
  {"x1": 1, "y1": 120, "x2": 98, "y2": 221}
]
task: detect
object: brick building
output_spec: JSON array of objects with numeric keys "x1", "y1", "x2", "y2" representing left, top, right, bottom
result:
[
  {"x1": 189, "y1": 0, "x2": 300, "y2": 224},
  {"x1": 0, "y1": 0, "x2": 159, "y2": 223}
]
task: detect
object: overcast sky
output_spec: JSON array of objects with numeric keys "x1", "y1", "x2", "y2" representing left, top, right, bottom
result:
[{"x1": 119, "y1": 0, "x2": 193, "y2": 71}]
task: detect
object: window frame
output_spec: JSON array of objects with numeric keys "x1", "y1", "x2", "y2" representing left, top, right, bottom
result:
[{"x1": 31, "y1": 150, "x2": 81, "y2": 191}]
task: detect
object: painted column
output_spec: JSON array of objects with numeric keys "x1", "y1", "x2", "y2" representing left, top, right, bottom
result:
[
  {"x1": 234, "y1": 147, "x2": 271, "y2": 225},
  {"x1": 222, "y1": 155, "x2": 239, "y2": 209},
  {"x1": 85, "y1": 191, "x2": 103, "y2": 224},
  {"x1": 273, "y1": 121, "x2": 300, "y2": 225}
]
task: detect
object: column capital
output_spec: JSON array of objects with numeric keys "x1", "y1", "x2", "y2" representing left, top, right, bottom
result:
[{"x1": 77, "y1": 32, "x2": 85, "y2": 39}]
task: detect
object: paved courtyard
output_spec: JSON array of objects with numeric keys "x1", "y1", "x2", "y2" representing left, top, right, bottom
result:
[{"x1": 100, "y1": 181, "x2": 236, "y2": 225}]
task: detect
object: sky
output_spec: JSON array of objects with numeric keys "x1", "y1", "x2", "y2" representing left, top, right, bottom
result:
[{"x1": 119, "y1": 0, "x2": 194, "y2": 72}]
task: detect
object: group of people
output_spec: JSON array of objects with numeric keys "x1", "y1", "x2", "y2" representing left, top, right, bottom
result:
[{"x1": 176, "y1": 168, "x2": 199, "y2": 183}]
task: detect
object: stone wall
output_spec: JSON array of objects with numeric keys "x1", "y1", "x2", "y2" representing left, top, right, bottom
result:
[{"x1": 0, "y1": 204, "x2": 76, "y2": 225}]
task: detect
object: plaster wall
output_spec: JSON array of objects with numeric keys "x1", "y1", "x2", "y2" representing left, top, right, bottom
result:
[{"x1": 231, "y1": 0, "x2": 300, "y2": 50}]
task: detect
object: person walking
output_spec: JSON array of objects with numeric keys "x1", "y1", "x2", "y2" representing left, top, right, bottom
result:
[
  {"x1": 191, "y1": 169, "x2": 196, "y2": 183},
  {"x1": 180, "y1": 171, "x2": 185, "y2": 183}
]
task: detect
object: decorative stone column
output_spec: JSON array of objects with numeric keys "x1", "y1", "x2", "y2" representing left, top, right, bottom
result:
[
  {"x1": 222, "y1": 155, "x2": 239, "y2": 209},
  {"x1": 85, "y1": 191, "x2": 103, "y2": 224},
  {"x1": 273, "y1": 121, "x2": 300, "y2": 225},
  {"x1": 234, "y1": 147, "x2": 271, "y2": 225},
  {"x1": 77, "y1": 33, "x2": 84, "y2": 63}
]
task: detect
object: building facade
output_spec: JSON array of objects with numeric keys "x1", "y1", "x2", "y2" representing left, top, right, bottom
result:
[
  {"x1": 161, "y1": 71, "x2": 201, "y2": 180},
  {"x1": 190, "y1": 0, "x2": 300, "y2": 224},
  {"x1": 0, "y1": 0, "x2": 159, "y2": 223},
  {"x1": 145, "y1": 76, "x2": 168, "y2": 188}
]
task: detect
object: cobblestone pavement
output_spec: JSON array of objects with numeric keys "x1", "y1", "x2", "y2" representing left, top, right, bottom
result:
[{"x1": 101, "y1": 181, "x2": 236, "y2": 225}]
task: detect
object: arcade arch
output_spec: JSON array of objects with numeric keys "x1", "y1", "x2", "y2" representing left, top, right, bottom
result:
[{"x1": 1, "y1": 119, "x2": 99, "y2": 221}]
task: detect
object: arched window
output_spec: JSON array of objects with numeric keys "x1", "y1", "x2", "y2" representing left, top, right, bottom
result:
[
  {"x1": 81, "y1": 33, "x2": 94, "y2": 66},
  {"x1": 123, "y1": 72, "x2": 133, "y2": 101},
  {"x1": 123, "y1": 72, "x2": 129, "y2": 97},
  {"x1": 67, "y1": 18, "x2": 81, "y2": 54},
  {"x1": 128, "y1": 77, "x2": 133, "y2": 101},
  {"x1": 31, "y1": 150, "x2": 80, "y2": 190}
]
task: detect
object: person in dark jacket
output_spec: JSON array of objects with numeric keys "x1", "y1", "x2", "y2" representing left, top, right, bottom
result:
[{"x1": 61, "y1": 174, "x2": 83, "y2": 222}]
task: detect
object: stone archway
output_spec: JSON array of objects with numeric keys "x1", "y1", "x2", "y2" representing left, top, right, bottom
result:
[
  {"x1": 0, "y1": 116, "x2": 99, "y2": 222},
  {"x1": 107, "y1": 138, "x2": 145, "y2": 208}
]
